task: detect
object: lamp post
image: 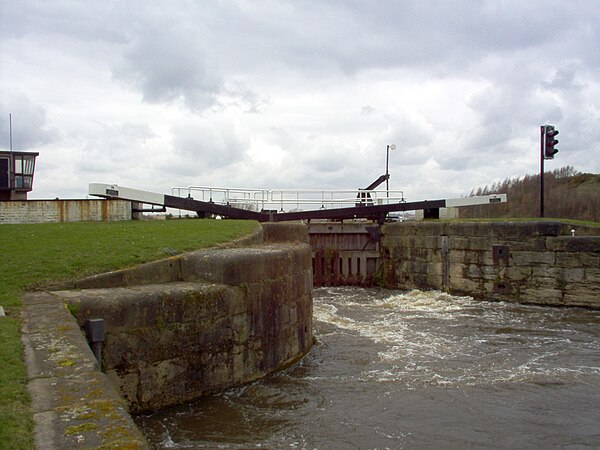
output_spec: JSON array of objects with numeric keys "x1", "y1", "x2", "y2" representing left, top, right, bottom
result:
[{"x1": 386, "y1": 144, "x2": 396, "y2": 200}]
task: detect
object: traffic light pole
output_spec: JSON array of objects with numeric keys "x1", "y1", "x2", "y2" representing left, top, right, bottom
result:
[
  {"x1": 539, "y1": 124, "x2": 559, "y2": 218},
  {"x1": 540, "y1": 125, "x2": 545, "y2": 218}
]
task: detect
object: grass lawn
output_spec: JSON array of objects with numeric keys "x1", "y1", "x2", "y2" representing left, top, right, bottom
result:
[{"x1": 0, "y1": 219, "x2": 259, "y2": 450}]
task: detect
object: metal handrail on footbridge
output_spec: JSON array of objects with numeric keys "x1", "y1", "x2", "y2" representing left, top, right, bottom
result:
[
  {"x1": 170, "y1": 185, "x2": 406, "y2": 213},
  {"x1": 89, "y1": 183, "x2": 506, "y2": 223}
]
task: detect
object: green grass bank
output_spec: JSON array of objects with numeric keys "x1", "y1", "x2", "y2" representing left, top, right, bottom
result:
[{"x1": 0, "y1": 219, "x2": 259, "y2": 450}]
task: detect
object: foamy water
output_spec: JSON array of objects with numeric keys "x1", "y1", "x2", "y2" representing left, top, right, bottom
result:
[
  {"x1": 314, "y1": 288, "x2": 600, "y2": 389},
  {"x1": 137, "y1": 287, "x2": 600, "y2": 449}
]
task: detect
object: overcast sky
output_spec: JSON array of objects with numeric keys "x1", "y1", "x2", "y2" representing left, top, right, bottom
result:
[{"x1": 1, "y1": 1, "x2": 599, "y2": 203}]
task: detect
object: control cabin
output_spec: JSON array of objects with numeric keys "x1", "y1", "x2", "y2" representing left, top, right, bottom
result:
[{"x1": 0, "y1": 150, "x2": 39, "y2": 200}]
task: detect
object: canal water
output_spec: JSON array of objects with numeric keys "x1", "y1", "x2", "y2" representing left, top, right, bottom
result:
[{"x1": 136, "y1": 287, "x2": 600, "y2": 449}]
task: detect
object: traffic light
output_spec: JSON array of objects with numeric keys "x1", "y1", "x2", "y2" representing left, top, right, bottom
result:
[{"x1": 543, "y1": 125, "x2": 559, "y2": 159}]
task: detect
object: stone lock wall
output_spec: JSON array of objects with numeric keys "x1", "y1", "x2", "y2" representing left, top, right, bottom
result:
[
  {"x1": 382, "y1": 221, "x2": 600, "y2": 308},
  {"x1": 53, "y1": 224, "x2": 313, "y2": 413}
]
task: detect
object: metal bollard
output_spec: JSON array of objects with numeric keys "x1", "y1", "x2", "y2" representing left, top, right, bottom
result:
[{"x1": 84, "y1": 318, "x2": 105, "y2": 367}]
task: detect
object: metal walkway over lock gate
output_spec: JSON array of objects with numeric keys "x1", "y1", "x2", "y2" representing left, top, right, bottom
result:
[{"x1": 89, "y1": 183, "x2": 506, "y2": 224}]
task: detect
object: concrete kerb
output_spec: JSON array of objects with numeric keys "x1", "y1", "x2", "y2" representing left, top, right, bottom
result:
[{"x1": 21, "y1": 292, "x2": 149, "y2": 449}]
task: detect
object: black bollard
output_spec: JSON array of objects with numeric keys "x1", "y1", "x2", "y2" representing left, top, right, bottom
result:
[{"x1": 84, "y1": 318, "x2": 105, "y2": 367}]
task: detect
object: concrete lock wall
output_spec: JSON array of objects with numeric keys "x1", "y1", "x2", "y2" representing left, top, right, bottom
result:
[
  {"x1": 51, "y1": 223, "x2": 313, "y2": 414},
  {"x1": 381, "y1": 221, "x2": 600, "y2": 308},
  {"x1": 0, "y1": 199, "x2": 131, "y2": 224}
]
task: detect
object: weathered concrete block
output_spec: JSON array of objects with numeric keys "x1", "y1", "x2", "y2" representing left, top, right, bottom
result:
[
  {"x1": 232, "y1": 345, "x2": 245, "y2": 382},
  {"x1": 55, "y1": 242, "x2": 314, "y2": 413},
  {"x1": 56, "y1": 283, "x2": 232, "y2": 330},
  {"x1": 262, "y1": 222, "x2": 310, "y2": 243},
  {"x1": 466, "y1": 263, "x2": 484, "y2": 279},
  {"x1": 427, "y1": 262, "x2": 443, "y2": 276},
  {"x1": 481, "y1": 264, "x2": 502, "y2": 280},
  {"x1": 450, "y1": 236, "x2": 494, "y2": 252},
  {"x1": 449, "y1": 249, "x2": 487, "y2": 266},
  {"x1": 412, "y1": 235, "x2": 441, "y2": 249},
  {"x1": 449, "y1": 277, "x2": 481, "y2": 295},
  {"x1": 560, "y1": 268, "x2": 586, "y2": 283},
  {"x1": 233, "y1": 313, "x2": 251, "y2": 344},
  {"x1": 547, "y1": 236, "x2": 600, "y2": 252},
  {"x1": 426, "y1": 273, "x2": 443, "y2": 287},
  {"x1": 449, "y1": 263, "x2": 466, "y2": 280},
  {"x1": 73, "y1": 257, "x2": 178, "y2": 289},
  {"x1": 586, "y1": 268, "x2": 600, "y2": 283},
  {"x1": 564, "y1": 287, "x2": 600, "y2": 308},
  {"x1": 180, "y1": 244, "x2": 312, "y2": 285},
  {"x1": 502, "y1": 237, "x2": 547, "y2": 252},
  {"x1": 511, "y1": 251, "x2": 556, "y2": 267},
  {"x1": 556, "y1": 251, "x2": 600, "y2": 268},
  {"x1": 505, "y1": 266, "x2": 532, "y2": 282},
  {"x1": 530, "y1": 267, "x2": 559, "y2": 278},
  {"x1": 448, "y1": 222, "x2": 494, "y2": 237},
  {"x1": 522, "y1": 287, "x2": 563, "y2": 305}
]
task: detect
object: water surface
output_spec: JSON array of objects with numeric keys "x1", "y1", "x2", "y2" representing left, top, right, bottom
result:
[{"x1": 136, "y1": 287, "x2": 600, "y2": 449}]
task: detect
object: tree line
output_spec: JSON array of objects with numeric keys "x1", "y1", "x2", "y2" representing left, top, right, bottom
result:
[{"x1": 460, "y1": 166, "x2": 600, "y2": 222}]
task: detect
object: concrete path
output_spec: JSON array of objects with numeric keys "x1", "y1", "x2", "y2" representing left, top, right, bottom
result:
[{"x1": 21, "y1": 291, "x2": 148, "y2": 449}]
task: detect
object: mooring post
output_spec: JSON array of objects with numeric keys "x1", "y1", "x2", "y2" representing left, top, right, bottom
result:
[{"x1": 85, "y1": 318, "x2": 105, "y2": 367}]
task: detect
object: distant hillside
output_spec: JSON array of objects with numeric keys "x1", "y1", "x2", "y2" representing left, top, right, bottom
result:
[{"x1": 460, "y1": 166, "x2": 600, "y2": 221}]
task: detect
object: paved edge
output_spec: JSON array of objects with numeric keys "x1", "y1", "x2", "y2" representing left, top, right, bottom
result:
[{"x1": 21, "y1": 291, "x2": 149, "y2": 449}]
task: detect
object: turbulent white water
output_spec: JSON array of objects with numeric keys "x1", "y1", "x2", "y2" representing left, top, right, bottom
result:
[
  {"x1": 137, "y1": 287, "x2": 600, "y2": 449},
  {"x1": 314, "y1": 288, "x2": 600, "y2": 388}
]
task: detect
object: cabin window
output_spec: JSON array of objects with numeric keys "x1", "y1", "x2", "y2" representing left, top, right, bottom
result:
[
  {"x1": 0, "y1": 158, "x2": 8, "y2": 188},
  {"x1": 13, "y1": 154, "x2": 36, "y2": 190}
]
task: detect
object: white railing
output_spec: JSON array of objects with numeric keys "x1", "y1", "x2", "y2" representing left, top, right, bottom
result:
[{"x1": 171, "y1": 185, "x2": 405, "y2": 213}]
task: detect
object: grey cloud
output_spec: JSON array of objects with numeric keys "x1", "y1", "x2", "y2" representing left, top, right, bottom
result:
[
  {"x1": 544, "y1": 61, "x2": 586, "y2": 92},
  {"x1": 114, "y1": 18, "x2": 222, "y2": 111},
  {"x1": 104, "y1": 0, "x2": 574, "y2": 107},
  {"x1": 1, "y1": 1, "x2": 224, "y2": 112},
  {"x1": 0, "y1": 0, "x2": 128, "y2": 43},
  {"x1": 8, "y1": 1, "x2": 596, "y2": 111},
  {"x1": 384, "y1": 111, "x2": 434, "y2": 152},
  {"x1": 226, "y1": 1, "x2": 582, "y2": 74},
  {"x1": 170, "y1": 121, "x2": 247, "y2": 171},
  {"x1": 6, "y1": 1, "x2": 598, "y2": 76},
  {"x1": 361, "y1": 105, "x2": 376, "y2": 116},
  {"x1": 214, "y1": 81, "x2": 270, "y2": 114},
  {"x1": 75, "y1": 122, "x2": 155, "y2": 174},
  {"x1": 302, "y1": 145, "x2": 352, "y2": 174},
  {"x1": 464, "y1": 73, "x2": 565, "y2": 152},
  {"x1": 0, "y1": 94, "x2": 57, "y2": 150}
]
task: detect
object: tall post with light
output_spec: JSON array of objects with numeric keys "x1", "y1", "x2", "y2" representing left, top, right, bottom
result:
[
  {"x1": 386, "y1": 144, "x2": 396, "y2": 200},
  {"x1": 540, "y1": 124, "x2": 559, "y2": 218}
]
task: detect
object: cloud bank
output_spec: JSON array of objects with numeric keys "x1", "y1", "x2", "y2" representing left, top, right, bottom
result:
[{"x1": 1, "y1": 0, "x2": 599, "y2": 202}]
